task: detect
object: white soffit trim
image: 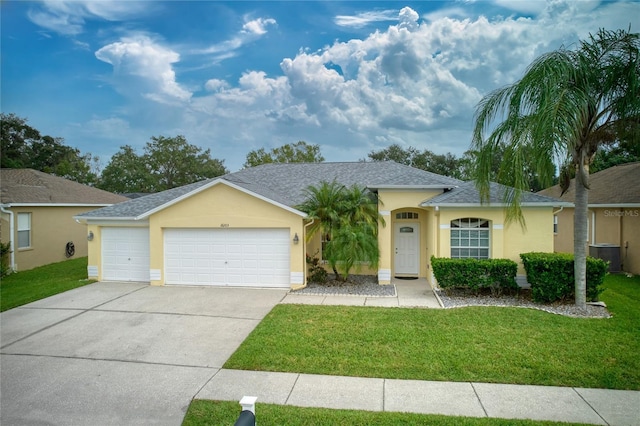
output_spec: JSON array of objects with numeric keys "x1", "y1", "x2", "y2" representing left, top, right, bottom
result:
[
  {"x1": 587, "y1": 203, "x2": 640, "y2": 208},
  {"x1": 136, "y1": 178, "x2": 307, "y2": 220},
  {"x1": 4, "y1": 203, "x2": 114, "y2": 207},
  {"x1": 74, "y1": 219, "x2": 150, "y2": 226},
  {"x1": 370, "y1": 185, "x2": 456, "y2": 190},
  {"x1": 421, "y1": 202, "x2": 574, "y2": 208}
]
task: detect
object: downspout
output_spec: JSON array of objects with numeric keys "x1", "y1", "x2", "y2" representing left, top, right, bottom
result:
[
  {"x1": 0, "y1": 204, "x2": 16, "y2": 271},
  {"x1": 591, "y1": 210, "x2": 596, "y2": 245},
  {"x1": 303, "y1": 219, "x2": 315, "y2": 286}
]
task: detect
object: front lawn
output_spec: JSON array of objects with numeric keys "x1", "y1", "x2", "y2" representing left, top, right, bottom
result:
[
  {"x1": 225, "y1": 274, "x2": 640, "y2": 390},
  {"x1": 182, "y1": 400, "x2": 592, "y2": 426},
  {"x1": 0, "y1": 257, "x2": 94, "y2": 312}
]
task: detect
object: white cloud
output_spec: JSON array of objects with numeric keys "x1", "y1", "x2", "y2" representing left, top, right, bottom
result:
[
  {"x1": 69, "y1": 1, "x2": 638, "y2": 171},
  {"x1": 178, "y1": 2, "x2": 638, "y2": 171},
  {"x1": 27, "y1": 0, "x2": 149, "y2": 35},
  {"x1": 195, "y1": 16, "x2": 276, "y2": 58},
  {"x1": 95, "y1": 35, "x2": 192, "y2": 104},
  {"x1": 242, "y1": 17, "x2": 277, "y2": 35},
  {"x1": 334, "y1": 10, "x2": 398, "y2": 28}
]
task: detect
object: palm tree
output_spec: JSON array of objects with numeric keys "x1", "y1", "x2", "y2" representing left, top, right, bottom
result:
[
  {"x1": 297, "y1": 181, "x2": 384, "y2": 281},
  {"x1": 472, "y1": 28, "x2": 639, "y2": 310}
]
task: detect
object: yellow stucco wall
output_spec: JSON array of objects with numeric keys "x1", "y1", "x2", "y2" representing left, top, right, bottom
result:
[
  {"x1": 0, "y1": 206, "x2": 98, "y2": 271},
  {"x1": 86, "y1": 184, "x2": 305, "y2": 286},
  {"x1": 432, "y1": 206, "x2": 554, "y2": 281}
]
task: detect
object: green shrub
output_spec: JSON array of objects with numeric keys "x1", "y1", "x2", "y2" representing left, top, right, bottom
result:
[
  {"x1": 0, "y1": 241, "x2": 11, "y2": 278},
  {"x1": 306, "y1": 251, "x2": 328, "y2": 284},
  {"x1": 431, "y1": 256, "x2": 518, "y2": 295},
  {"x1": 520, "y1": 252, "x2": 607, "y2": 303}
]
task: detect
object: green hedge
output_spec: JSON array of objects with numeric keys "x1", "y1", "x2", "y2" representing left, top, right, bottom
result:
[
  {"x1": 520, "y1": 252, "x2": 607, "y2": 303},
  {"x1": 431, "y1": 256, "x2": 519, "y2": 295}
]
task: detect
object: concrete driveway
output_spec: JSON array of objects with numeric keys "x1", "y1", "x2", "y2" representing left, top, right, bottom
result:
[{"x1": 0, "y1": 282, "x2": 287, "y2": 425}]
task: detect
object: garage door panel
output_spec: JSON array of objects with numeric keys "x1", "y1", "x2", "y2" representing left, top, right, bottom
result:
[
  {"x1": 102, "y1": 228, "x2": 150, "y2": 282},
  {"x1": 164, "y1": 228, "x2": 290, "y2": 287}
]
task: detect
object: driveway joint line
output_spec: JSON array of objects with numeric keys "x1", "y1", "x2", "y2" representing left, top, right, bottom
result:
[
  {"x1": 284, "y1": 373, "x2": 302, "y2": 405},
  {"x1": 87, "y1": 308, "x2": 264, "y2": 321},
  {"x1": 382, "y1": 378, "x2": 386, "y2": 412},
  {"x1": 572, "y1": 387, "x2": 610, "y2": 425},
  {"x1": 0, "y1": 309, "x2": 89, "y2": 350},
  {"x1": 0, "y1": 352, "x2": 221, "y2": 370},
  {"x1": 470, "y1": 382, "x2": 489, "y2": 418},
  {"x1": 191, "y1": 368, "x2": 222, "y2": 401}
]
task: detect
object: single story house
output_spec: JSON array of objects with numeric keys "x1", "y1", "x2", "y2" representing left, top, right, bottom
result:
[
  {"x1": 538, "y1": 162, "x2": 640, "y2": 274},
  {"x1": 74, "y1": 161, "x2": 570, "y2": 288},
  {"x1": 0, "y1": 169, "x2": 129, "y2": 271}
]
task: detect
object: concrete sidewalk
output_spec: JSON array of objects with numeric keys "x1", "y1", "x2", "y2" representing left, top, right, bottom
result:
[
  {"x1": 197, "y1": 369, "x2": 640, "y2": 425},
  {"x1": 281, "y1": 278, "x2": 442, "y2": 308}
]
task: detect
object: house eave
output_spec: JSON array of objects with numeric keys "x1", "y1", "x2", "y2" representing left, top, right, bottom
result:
[
  {"x1": 2, "y1": 203, "x2": 115, "y2": 208},
  {"x1": 420, "y1": 202, "x2": 575, "y2": 208},
  {"x1": 369, "y1": 185, "x2": 458, "y2": 190},
  {"x1": 73, "y1": 217, "x2": 150, "y2": 226}
]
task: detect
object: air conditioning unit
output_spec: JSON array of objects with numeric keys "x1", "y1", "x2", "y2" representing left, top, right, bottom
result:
[{"x1": 589, "y1": 244, "x2": 621, "y2": 273}]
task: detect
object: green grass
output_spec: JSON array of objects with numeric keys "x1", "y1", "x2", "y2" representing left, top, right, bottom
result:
[
  {"x1": 182, "y1": 400, "x2": 592, "y2": 426},
  {"x1": 0, "y1": 257, "x2": 94, "y2": 312},
  {"x1": 225, "y1": 274, "x2": 640, "y2": 390}
]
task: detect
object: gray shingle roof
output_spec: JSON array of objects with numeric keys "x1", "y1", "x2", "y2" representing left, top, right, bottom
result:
[
  {"x1": 0, "y1": 169, "x2": 129, "y2": 205},
  {"x1": 76, "y1": 161, "x2": 462, "y2": 220},
  {"x1": 421, "y1": 181, "x2": 571, "y2": 206},
  {"x1": 537, "y1": 162, "x2": 640, "y2": 204}
]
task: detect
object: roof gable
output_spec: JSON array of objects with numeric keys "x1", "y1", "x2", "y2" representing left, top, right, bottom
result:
[
  {"x1": 422, "y1": 181, "x2": 571, "y2": 207},
  {"x1": 537, "y1": 162, "x2": 640, "y2": 204},
  {"x1": 0, "y1": 169, "x2": 128, "y2": 205}
]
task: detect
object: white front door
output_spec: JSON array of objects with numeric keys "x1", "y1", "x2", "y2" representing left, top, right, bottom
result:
[{"x1": 394, "y1": 222, "x2": 420, "y2": 276}]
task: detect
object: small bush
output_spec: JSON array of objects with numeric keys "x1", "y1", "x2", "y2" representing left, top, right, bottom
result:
[
  {"x1": 306, "y1": 252, "x2": 328, "y2": 284},
  {"x1": 0, "y1": 241, "x2": 12, "y2": 278},
  {"x1": 520, "y1": 252, "x2": 607, "y2": 303},
  {"x1": 431, "y1": 256, "x2": 518, "y2": 295}
]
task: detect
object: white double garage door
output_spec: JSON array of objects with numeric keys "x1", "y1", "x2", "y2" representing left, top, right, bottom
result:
[{"x1": 102, "y1": 227, "x2": 290, "y2": 288}]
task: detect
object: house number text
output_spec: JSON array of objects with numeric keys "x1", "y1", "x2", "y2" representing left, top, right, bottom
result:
[{"x1": 220, "y1": 223, "x2": 230, "y2": 228}]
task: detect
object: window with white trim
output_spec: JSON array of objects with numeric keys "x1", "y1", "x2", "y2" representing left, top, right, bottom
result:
[
  {"x1": 553, "y1": 216, "x2": 558, "y2": 234},
  {"x1": 17, "y1": 212, "x2": 31, "y2": 249},
  {"x1": 396, "y1": 212, "x2": 419, "y2": 220},
  {"x1": 450, "y1": 218, "x2": 490, "y2": 259}
]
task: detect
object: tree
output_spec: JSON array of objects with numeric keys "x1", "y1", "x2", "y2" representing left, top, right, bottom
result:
[
  {"x1": 1, "y1": 113, "x2": 98, "y2": 185},
  {"x1": 367, "y1": 144, "x2": 468, "y2": 179},
  {"x1": 297, "y1": 181, "x2": 384, "y2": 281},
  {"x1": 244, "y1": 141, "x2": 324, "y2": 168},
  {"x1": 144, "y1": 135, "x2": 228, "y2": 191},
  {"x1": 99, "y1": 136, "x2": 228, "y2": 193},
  {"x1": 472, "y1": 28, "x2": 640, "y2": 310},
  {"x1": 98, "y1": 145, "x2": 152, "y2": 193}
]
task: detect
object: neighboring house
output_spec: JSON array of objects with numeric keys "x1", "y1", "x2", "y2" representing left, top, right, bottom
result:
[
  {"x1": 538, "y1": 162, "x2": 640, "y2": 274},
  {"x1": 0, "y1": 169, "x2": 129, "y2": 272},
  {"x1": 74, "y1": 162, "x2": 569, "y2": 288}
]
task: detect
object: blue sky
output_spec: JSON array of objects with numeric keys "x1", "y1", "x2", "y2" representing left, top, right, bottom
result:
[{"x1": 2, "y1": 1, "x2": 639, "y2": 172}]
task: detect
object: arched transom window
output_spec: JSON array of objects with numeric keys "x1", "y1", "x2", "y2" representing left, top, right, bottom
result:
[{"x1": 450, "y1": 218, "x2": 490, "y2": 259}]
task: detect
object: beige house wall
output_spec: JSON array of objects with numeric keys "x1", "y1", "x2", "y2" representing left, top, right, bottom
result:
[
  {"x1": 0, "y1": 206, "x2": 97, "y2": 271},
  {"x1": 552, "y1": 206, "x2": 640, "y2": 274}
]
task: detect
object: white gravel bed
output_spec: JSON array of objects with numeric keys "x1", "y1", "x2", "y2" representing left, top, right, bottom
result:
[
  {"x1": 293, "y1": 275, "x2": 396, "y2": 297},
  {"x1": 435, "y1": 289, "x2": 611, "y2": 319}
]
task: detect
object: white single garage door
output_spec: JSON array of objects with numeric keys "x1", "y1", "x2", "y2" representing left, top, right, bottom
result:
[
  {"x1": 164, "y1": 228, "x2": 290, "y2": 288},
  {"x1": 102, "y1": 227, "x2": 150, "y2": 282}
]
